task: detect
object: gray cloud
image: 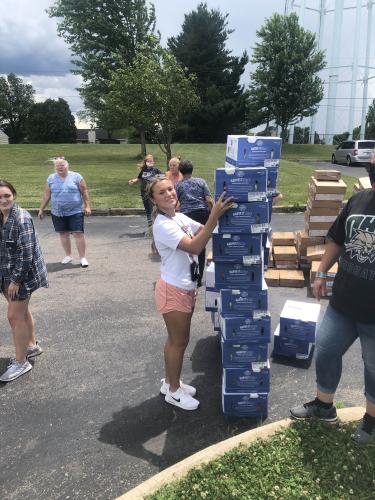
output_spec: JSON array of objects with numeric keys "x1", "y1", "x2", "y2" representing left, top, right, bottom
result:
[{"x1": 0, "y1": 0, "x2": 72, "y2": 76}]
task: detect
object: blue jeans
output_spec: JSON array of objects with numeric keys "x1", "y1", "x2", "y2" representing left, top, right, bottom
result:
[
  {"x1": 141, "y1": 192, "x2": 153, "y2": 226},
  {"x1": 316, "y1": 304, "x2": 375, "y2": 404},
  {"x1": 51, "y1": 212, "x2": 84, "y2": 232}
]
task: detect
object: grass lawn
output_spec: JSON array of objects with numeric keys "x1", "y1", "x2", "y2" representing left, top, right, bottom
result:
[
  {"x1": 147, "y1": 420, "x2": 375, "y2": 500},
  {"x1": 0, "y1": 144, "x2": 356, "y2": 208}
]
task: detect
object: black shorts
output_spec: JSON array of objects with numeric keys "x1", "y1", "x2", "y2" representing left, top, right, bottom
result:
[{"x1": 52, "y1": 213, "x2": 84, "y2": 233}]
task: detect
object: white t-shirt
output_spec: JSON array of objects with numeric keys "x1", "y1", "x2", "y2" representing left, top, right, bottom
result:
[{"x1": 153, "y1": 213, "x2": 201, "y2": 290}]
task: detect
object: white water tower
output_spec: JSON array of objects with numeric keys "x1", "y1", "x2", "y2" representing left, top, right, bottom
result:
[{"x1": 285, "y1": 0, "x2": 375, "y2": 144}]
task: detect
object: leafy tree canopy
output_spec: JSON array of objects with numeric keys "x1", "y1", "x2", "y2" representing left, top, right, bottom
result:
[
  {"x1": 168, "y1": 2, "x2": 248, "y2": 142},
  {"x1": 0, "y1": 73, "x2": 35, "y2": 143},
  {"x1": 108, "y1": 46, "x2": 199, "y2": 163},
  {"x1": 249, "y1": 12, "x2": 326, "y2": 140},
  {"x1": 26, "y1": 98, "x2": 77, "y2": 143},
  {"x1": 48, "y1": 0, "x2": 158, "y2": 128},
  {"x1": 365, "y1": 99, "x2": 375, "y2": 139}
]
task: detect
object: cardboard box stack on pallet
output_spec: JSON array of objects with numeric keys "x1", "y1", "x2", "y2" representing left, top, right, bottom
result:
[
  {"x1": 205, "y1": 134, "x2": 281, "y2": 418},
  {"x1": 273, "y1": 300, "x2": 321, "y2": 361},
  {"x1": 353, "y1": 176, "x2": 371, "y2": 194},
  {"x1": 306, "y1": 170, "x2": 346, "y2": 237},
  {"x1": 265, "y1": 232, "x2": 304, "y2": 288}
]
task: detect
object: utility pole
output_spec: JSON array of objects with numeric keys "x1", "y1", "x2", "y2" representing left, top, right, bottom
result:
[{"x1": 360, "y1": 1, "x2": 374, "y2": 140}]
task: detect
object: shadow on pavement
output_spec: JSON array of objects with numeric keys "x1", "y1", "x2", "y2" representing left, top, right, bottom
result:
[
  {"x1": 46, "y1": 262, "x2": 81, "y2": 273},
  {"x1": 98, "y1": 336, "x2": 265, "y2": 470},
  {"x1": 271, "y1": 348, "x2": 314, "y2": 370}
]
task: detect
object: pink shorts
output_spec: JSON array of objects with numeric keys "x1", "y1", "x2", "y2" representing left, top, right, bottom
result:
[{"x1": 155, "y1": 279, "x2": 197, "y2": 314}]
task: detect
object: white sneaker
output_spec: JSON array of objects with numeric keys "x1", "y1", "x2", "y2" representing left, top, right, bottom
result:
[
  {"x1": 165, "y1": 387, "x2": 200, "y2": 410},
  {"x1": 61, "y1": 256, "x2": 72, "y2": 264},
  {"x1": 80, "y1": 257, "x2": 89, "y2": 268},
  {"x1": 0, "y1": 360, "x2": 32, "y2": 382},
  {"x1": 26, "y1": 343, "x2": 43, "y2": 359},
  {"x1": 160, "y1": 378, "x2": 196, "y2": 397}
]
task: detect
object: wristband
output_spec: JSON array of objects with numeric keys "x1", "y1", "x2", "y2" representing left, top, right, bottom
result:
[{"x1": 316, "y1": 271, "x2": 328, "y2": 279}]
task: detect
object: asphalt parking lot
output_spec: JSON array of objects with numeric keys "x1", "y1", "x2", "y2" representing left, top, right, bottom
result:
[{"x1": 0, "y1": 214, "x2": 364, "y2": 500}]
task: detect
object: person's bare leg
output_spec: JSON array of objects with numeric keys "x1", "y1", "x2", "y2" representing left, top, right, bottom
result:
[
  {"x1": 7, "y1": 297, "x2": 32, "y2": 363},
  {"x1": 163, "y1": 311, "x2": 192, "y2": 392},
  {"x1": 25, "y1": 309, "x2": 36, "y2": 346},
  {"x1": 59, "y1": 232, "x2": 72, "y2": 257},
  {"x1": 73, "y1": 232, "x2": 86, "y2": 259}
]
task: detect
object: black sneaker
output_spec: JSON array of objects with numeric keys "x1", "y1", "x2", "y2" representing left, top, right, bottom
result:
[
  {"x1": 290, "y1": 399, "x2": 338, "y2": 422},
  {"x1": 352, "y1": 413, "x2": 375, "y2": 444}
]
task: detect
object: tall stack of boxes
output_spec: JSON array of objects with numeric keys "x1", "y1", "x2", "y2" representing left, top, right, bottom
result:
[
  {"x1": 305, "y1": 171, "x2": 347, "y2": 237},
  {"x1": 207, "y1": 135, "x2": 281, "y2": 417},
  {"x1": 273, "y1": 300, "x2": 321, "y2": 360}
]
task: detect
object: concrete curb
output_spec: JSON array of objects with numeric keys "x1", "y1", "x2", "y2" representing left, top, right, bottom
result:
[
  {"x1": 26, "y1": 206, "x2": 305, "y2": 217},
  {"x1": 117, "y1": 407, "x2": 364, "y2": 500}
]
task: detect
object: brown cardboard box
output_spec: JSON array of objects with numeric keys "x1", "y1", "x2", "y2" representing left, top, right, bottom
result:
[
  {"x1": 307, "y1": 196, "x2": 343, "y2": 209},
  {"x1": 275, "y1": 261, "x2": 299, "y2": 270},
  {"x1": 295, "y1": 230, "x2": 325, "y2": 250},
  {"x1": 310, "y1": 177, "x2": 347, "y2": 195},
  {"x1": 305, "y1": 228, "x2": 328, "y2": 237},
  {"x1": 305, "y1": 215, "x2": 332, "y2": 230},
  {"x1": 314, "y1": 170, "x2": 341, "y2": 181},
  {"x1": 268, "y1": 244, "x2": 274, "y2": 268},
  {"x1": 273, "y1": 246, "x2": 298, "y2": 260},
  {"x1": 306, "y1": 244, "x2": 326, "y2": 262},
  {"x1": 305, "y1": 204, "x2": 341, "y2": 217},
  {"x1": 310, "y1": 261, "x2": 338, "y2": 295},
  {"x1": 206, "y1": 251, "x2": 213, "y2": 266},
  {"x1": 358, "y1": 176, "x2": 371, "y2": 190},
  {"x1": 264, "y1": 269, "x2": 279, "y2": 287},
  {"x1": 305, "y1": 210, "x2": 337, "y2": 224},
  {"x1": 310, "y1": 260, "x2": 338, "y2": 280},
  {"x1": 271, "y1": 232, "x2": 295, "y2": 246},
  {"x1": 279, "y1": 270, "x2": 305, "y2": 287}
]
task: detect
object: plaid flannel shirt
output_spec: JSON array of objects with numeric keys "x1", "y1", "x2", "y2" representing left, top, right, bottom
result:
[{"x1": 0, "y1": 204, "x2": 48, "y2": 294}]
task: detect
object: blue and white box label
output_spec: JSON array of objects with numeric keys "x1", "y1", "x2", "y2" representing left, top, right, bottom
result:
[
  {"x1": 226, "y1": 135, "x2": 282, "y2": 167},
  {"x1": 215, "y1": 167, "x2": 267, "y2": 202}
]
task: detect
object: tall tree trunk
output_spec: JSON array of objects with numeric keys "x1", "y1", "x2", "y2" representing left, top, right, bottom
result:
[
  {"x1": 139, "y1": 128, "x2": 147, "y2": 157},
  {"x1": 165, "y1": 133, "x2": 172, "y2": 164}
]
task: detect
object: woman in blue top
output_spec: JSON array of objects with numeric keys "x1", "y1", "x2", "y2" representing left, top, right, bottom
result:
[{"x1": 38, "y1": 157, "x2": 91, "y2": 267}]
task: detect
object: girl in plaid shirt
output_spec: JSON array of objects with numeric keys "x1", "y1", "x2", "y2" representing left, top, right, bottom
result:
[{"x1": 0, "y1": 180, "x2": 48, "y2": 383}]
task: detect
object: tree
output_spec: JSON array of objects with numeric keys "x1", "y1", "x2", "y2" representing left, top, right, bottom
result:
[
  {"x1": 365, "y1": 100, "x2": 375, "y2": 139},
  {"x1": 0, "y1": 73, "x2": 35, "y2": 143},
  {"x1": 168, "y1": 2, "x2": 248, "y2": 142},
  {"x1": 26, "y1": 98, "x2": 77, "y2": 143},
  {"x1": 48, "y1": 0, "x2": 157, "y2": 137},
  {"x1": 352, "y1": 125, "x2": 361, "y2": 140},
  {"x1": 294, "y1": 126, "x2": 310, "y2": 144},
  {"x1": 333, "y1": 131, "x2": 349, "y2": 145},
  {"x1": 249, "y1": 13, "x2": 326, "y2": 141},
  {"x1": 108, "y1": 47, "x2": 199, "y2": 163}
]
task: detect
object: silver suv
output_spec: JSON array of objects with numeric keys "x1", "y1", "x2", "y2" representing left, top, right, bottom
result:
[{"x1": 332, "y1": 140, "x2": 375, "y2": 166}]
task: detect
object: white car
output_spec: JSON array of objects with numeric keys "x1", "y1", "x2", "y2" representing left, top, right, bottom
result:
[{"x1": 332, "y1": 140, "x2": 375, "y2": 166}]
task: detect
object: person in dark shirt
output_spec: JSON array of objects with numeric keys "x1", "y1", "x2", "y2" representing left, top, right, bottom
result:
[
  {"x1": 128, "y1": 154, "x2": 162, "y2": 235},
  {"x1": 290, "y1": 159, "x2": 375, "y2": 444},
  {"x1": 175, "y1": 160, "x2": 213, "y2": 287}
]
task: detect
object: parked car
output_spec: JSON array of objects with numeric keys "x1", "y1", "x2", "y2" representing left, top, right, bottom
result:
[{"x1": 332, "y1": 140, "x2": 375, "y2": 166}]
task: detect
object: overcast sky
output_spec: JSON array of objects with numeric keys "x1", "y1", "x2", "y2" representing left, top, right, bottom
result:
[{"x1": 0, "y1": 0, "x2": 374, "y2": 135}]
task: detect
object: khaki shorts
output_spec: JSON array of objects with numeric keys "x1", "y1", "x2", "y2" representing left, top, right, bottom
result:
[{"x1": 155, "y1": 278, "x2": 197, "y2": 314}]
